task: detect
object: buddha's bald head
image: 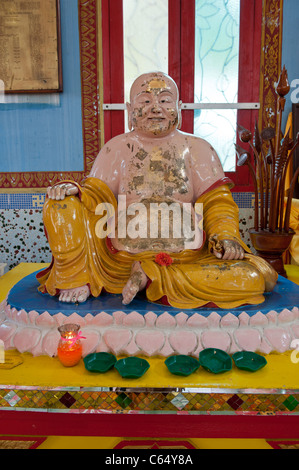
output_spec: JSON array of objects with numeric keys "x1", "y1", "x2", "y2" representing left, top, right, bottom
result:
[
  {"x1": 129, "y1": 72, "x2": 179, "y2": 103},
  {"x1": 127, "y1": 72, "x2": 181, "y2": 136}
]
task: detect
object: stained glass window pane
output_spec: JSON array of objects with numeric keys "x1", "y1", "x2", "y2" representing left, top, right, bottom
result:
[
  {"x1": 194, "y1": 0, "x2": 240, "y2": 171},
  {"x1": 123, "y1": 0, "x2": 168, "y2": 116}
]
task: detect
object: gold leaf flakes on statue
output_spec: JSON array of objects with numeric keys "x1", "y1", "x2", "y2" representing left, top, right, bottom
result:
[{"x1": 146, "y1": 79, "x2": 167, "y2": 93}]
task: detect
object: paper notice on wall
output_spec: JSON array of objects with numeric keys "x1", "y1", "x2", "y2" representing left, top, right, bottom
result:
[{"x1": 0, "y1": 0, "x2": 61, "y2": 93}]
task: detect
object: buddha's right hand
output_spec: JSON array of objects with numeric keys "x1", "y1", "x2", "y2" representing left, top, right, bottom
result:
[{"x1": 47, "y1": 183, "x2": 79, "y2": 200}]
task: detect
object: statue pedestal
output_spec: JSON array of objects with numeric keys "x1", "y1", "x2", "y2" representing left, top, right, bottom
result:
[
  {"x1": 1, "y1": 264, "x2": 299, "y2": 447},
  {"x1": 1, "y1": 264, "x2": 299, "y2": 357}
]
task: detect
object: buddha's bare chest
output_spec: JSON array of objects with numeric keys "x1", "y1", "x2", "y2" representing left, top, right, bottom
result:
[{"x1": 119, "y1": 144, "x2": 193, "y2": 202}]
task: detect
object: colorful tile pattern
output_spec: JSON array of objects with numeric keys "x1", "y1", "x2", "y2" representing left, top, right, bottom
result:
[
  {"x1": 0, "y1": 208, "x2": 52, "y2": 270},
  {"x1": 1, "y1": 386, "x2": 299, "y2": 415},
  {"x1": 0, "y1": 192, "x2": 257, "y2": 210},
  {"x1": 0, "y1": 194, "x2": 45, "y2": 210}
]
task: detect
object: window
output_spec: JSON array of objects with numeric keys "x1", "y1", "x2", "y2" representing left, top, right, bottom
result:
[
  {"x1": 194, "y1": 0, "x2": 240, "y2": 171},
  {"x1": 123, "y1": 0, "x2": 169, "y2": 130},
  {"x1": 102, "y1": 0, "x2": 262, "y2": 190}
]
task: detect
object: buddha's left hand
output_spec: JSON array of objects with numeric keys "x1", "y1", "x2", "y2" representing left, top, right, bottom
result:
[{"x1": 213, "y1": 239, "x2": 245, "y2": 260}]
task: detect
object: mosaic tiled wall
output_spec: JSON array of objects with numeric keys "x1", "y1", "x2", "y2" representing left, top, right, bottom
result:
[
  {"x1": 0, "y1": 192, "x2": 255, "y2": 210},
  {"x1": 1, "y1": 387, "x2": 299, "y2": 415},
  {"x1": 0, "y1": 192, "x2": 255, "y2": 272}
]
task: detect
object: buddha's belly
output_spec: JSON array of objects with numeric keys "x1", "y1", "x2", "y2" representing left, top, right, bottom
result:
[{"x1": 110, "y1": 198, "x2": 202, "y2": 254}]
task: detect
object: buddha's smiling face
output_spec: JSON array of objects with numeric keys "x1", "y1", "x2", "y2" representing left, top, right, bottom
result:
[{"x1": 128, "y1": 73, "x2": 181, "y2": 137}]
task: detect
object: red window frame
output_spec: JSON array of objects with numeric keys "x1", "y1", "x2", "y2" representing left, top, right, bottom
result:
[{"x1": 101, "y1": 0, "x2": 262, "y2": 192}]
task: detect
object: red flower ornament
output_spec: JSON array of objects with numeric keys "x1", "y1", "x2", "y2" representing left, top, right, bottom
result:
[{"x1": 154, "y1": 252, "x2": 173, "y2": 267}]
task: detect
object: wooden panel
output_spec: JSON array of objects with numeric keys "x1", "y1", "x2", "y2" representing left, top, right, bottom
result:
[{"x1": 1, "y1": 410, "x2": 299, "y2": 439}]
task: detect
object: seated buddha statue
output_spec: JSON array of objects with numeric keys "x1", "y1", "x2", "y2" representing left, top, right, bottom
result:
[{"x1": 37, "y1": 72, "x2": 278, "y2": 309}]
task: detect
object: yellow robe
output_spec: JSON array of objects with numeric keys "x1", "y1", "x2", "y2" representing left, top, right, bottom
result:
[
  {"x1": 37, "y1": 177, "x2": 277, "y2": 309},
  {"x1": 287, "y1": 198, "x2": 299, "y2": 265}
]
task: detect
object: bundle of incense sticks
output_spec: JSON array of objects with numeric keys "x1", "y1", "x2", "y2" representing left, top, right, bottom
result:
[{"x1": 236, "y1": 66, "x2": 299, "y2": 234}]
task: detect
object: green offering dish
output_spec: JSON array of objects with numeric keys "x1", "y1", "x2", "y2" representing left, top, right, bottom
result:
[
  {"x1": 114, "y1": 357, "x2": 150, "y2": 379},
  {"x1": 83, "y1": 352, "x2": 117, "y2": 373},
  {"x1": 199, "y1": 348, "x2": 232, "y2": 374},
  {"x1": 232, "y1": 351, "x2": 267, "y2": 372},
  {"x1": 165, "y1": 355, "x2": 200, "y2": 376}
]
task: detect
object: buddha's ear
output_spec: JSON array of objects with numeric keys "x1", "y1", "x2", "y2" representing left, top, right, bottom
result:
[
  {"x1": 126, "y1": 102, "x2": 133, "y2": 130},
  {"x1": 177, "y1": 100, "x2": 182, "y2": 130}
]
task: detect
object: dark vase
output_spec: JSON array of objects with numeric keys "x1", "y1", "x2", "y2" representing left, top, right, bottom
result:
[{"x1": 249, "y1": 228, "x2": 295, "y2": 278}]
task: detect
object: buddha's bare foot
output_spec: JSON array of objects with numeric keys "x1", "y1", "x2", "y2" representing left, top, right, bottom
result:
[
  {"x1": 58, "y1": 285, "x2": 90, "y2": 303},
  {"x1": 122, "y1": 261, "x2": 148, "y2": 305}
]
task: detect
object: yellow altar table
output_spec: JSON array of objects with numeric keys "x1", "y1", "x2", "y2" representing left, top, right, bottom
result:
[{"x1": 0, "y1": 263, "x2": 299, "y2": 450}]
